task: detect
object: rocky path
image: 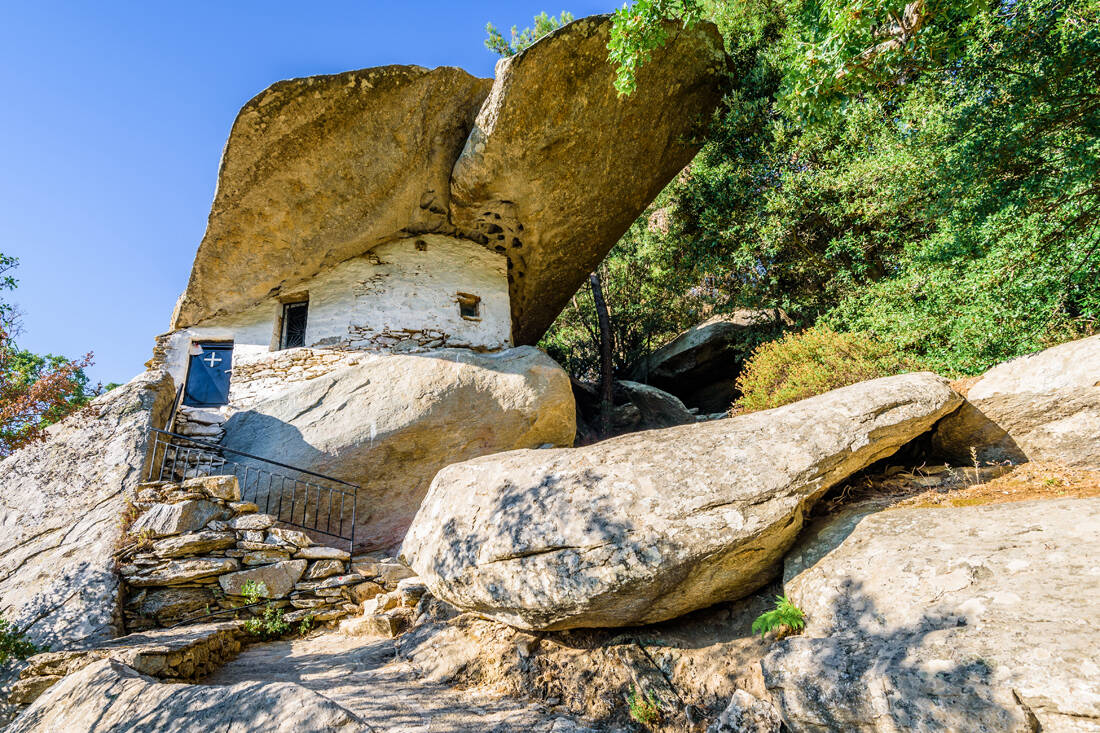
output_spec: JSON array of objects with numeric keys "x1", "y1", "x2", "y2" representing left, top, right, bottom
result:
[{"x1": 206, "y1": 631, "x2": 581, "y2": 733}]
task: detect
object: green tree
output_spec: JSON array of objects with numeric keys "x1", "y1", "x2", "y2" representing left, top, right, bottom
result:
[
  {"x1": 597, "y1": 0, "x2": 1099, "y2": 379},
  {"x1": 485, "y1": 11, "x2": 575, "y2": 57}
]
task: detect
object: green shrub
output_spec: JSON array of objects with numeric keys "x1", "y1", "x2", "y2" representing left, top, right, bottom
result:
[
  {"x1": 627, "y1": 686, "x2": 662, "y2": 725},
  {"x1": 244, "y1": 604, "x2": 291, "y2": 640},
  {"x1": 752, "y1": 595, "x2": 807, "y2": 639},
  {"x1": 238, "y1": 580, "x2": 291, "y2": 640},
  {"x1": 734, "y1": 325, "x2": 919, "y2": 412},
  {"x1": 0, "y1": 617, "x2": 41, "y2": 667}
]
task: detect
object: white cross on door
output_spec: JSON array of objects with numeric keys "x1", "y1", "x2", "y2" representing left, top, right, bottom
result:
[{"x1": 203, "y1": 352, "x2": 223, "y2": 368}]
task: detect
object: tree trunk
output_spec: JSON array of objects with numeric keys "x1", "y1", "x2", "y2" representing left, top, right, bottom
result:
[{"x1": 589, "y1": 271, "x2": 614, "y2": 438}]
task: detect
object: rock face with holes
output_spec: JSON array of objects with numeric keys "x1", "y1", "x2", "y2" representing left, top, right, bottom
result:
[
  {"x1": 401, "y1": 373, "x2": 962, "y2": 630},
  {"x1": 761, "y1": 498, "x2": 1100, "y2": 732},
  {"x1": 449, "y1": 15, "x2": 727, "y2": 345},
  {"x1": 0, "y1": 369, "x2": 175, "y2": 651},
  {"x1": 221, "y1": 346, "x2": 575, "y2": 551},
  {"x1": 932, "y1": 333, "x2": 1100, "y2": 467}
]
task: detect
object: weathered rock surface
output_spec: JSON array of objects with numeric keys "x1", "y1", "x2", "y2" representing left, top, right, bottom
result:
[
  {"x1": 219, "y1": 560, "x2": 307, "y2": 598},
  {"x1": 615, "y1": 380, "x2": 696, "y2": 431},
  {"x1": 126, "y1": 557, "x2": 239, "y2": 586},
  {"x1": 629, "y1": 310, "x2": 793, "y2": 412},
  {"x1": 707, "y1": 690, "x2": 782, "y2": 733},
  {"x1": 7, "y1": 658, "x2": 368, "y2": 733},
  {"x1": 932, "y1": 334, "x2": 1100, "y2": 467},
  {"x1": 451, "y1": 15, "x2": 727, "y2": 345},
  {"x1": 222, "y1": 346, "x2": 575, "y2": 550},
  {"x1": 131, "y1": 499, "x2": 224, "y2": 538},
  {"x1": 0, "y1": 369, "x2": 174, "y2": 650},
  {"x1": 151, "y1": 530, "x2": 237, "y2": 558},
  {"x1": 762, "y1": 497, "x2": 1100, "y2": 733},
  {"x1": 171, "y1": 65, "x2": 492, "y2": 329},
  {"x1": 402, "y1": 373, "x2": 961, "y2": 630}
]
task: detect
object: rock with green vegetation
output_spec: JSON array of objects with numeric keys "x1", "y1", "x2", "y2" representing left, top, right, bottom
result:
[
  {"x1": 0, "y1": 370, "x2": 175, "y2": 651},
  {"x1": 219, "y1": 560, "x2": 307, "y2": 599},
  {"x1": 402, "y1": 372, "x2": 961, "y2": 630},
  {"x1": 932, "y1": 334, "x2": 1100, "y2": 468},
  {"x1": 762, "y1": 497, "x2": 1100, "y2": 732}
]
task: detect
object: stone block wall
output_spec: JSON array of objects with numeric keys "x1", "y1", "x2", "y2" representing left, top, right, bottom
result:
[{"x1": 117, "y1": 475, "x2": 373, "y2": 631}]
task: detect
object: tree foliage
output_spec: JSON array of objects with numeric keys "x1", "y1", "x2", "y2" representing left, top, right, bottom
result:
[
  {"x1": 500, "y1": 1, "x2": 1099, "y2": 397},
  {"x1": 0, "y1": 254, "x2": 96, "y2": 457},
  {"x1": 485, "y1": 11, "x2": 575, "y2": 57}
]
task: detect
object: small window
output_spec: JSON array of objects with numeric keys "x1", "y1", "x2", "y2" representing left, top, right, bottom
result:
[
  {"x1": 456, "y1": 293, "x2": 481, "y2": 321},
  {"x1": 280, "y1": 301, "x2": 309, "y2": 349}
]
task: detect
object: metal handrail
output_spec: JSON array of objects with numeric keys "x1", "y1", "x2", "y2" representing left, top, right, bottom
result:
[
  {"x1": 145, "y1": 427, "x2": 359, "y2": 550},
  {"x1": 148, "y1": 428, "x2": 360, "y2": 489}
]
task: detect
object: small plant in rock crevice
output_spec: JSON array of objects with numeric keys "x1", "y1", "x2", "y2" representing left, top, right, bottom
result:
[
  {"x1": 752, "y1": 595, "x2": 807, "y2": 639},
  {"x1": 627, "y1": 686, "x2": 662, "y2": 725},
  {"x1": 0, "y1": 616, "x2": 42, "y2": 667},
  {"x1": 239, "y1": 580, "x2": 290, "y2": 639}
]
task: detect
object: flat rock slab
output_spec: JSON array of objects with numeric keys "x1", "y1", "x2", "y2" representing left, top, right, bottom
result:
[
  {"x1": 204, "y1": 632, "x2": 588, "y2": 732},
  {"x1": 220, "y1": 559, "x2": 307, "y2": 598},
  {"x1": 403, "y1": 373, "x2": 961, "y2": 630},
  {"x1": 7, "y1": 658, "x2": 367, "y2": 733},
  {"x1": 762, "y1": 497, "x2": 1100, "y2": 733}
]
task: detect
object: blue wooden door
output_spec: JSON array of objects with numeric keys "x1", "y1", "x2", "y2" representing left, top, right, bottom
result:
[{"x1": 183, "y1": 343, "x2": 233, "y2": 407}]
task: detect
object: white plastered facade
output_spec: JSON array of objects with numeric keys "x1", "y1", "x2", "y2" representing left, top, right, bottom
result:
[{"x1": 159, "y1": 234, "x2": 511, "y2": 405}]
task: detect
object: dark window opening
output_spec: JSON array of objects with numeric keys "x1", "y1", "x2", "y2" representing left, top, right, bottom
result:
[
  {"x1": 281, "y1": 301, "x2": 309, "y2": 349},
  {"x1": 457, "y1": 293, "x2": 481, "y2": 320},
  {"x1": 183, "y1": 342, "x2": 233, "y2": 407}
]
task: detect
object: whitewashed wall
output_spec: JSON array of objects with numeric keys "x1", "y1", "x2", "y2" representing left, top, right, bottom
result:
[{"x1": 159, "y1": 235, "x2": 510, "y2": 392}]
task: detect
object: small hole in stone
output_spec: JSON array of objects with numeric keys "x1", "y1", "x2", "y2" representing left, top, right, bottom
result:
[
  {"x1": 494, "y1": 245, "x2": 506, "y2": 253},
  {"x1": 512, "y1": 238, "x2": 523, "y2": 248},
  {"x1": 415, "y1": 240, "x2": 427, "y2": 251},
  {"x1": 486, "y1": 224, "x2": 503, "y2": 235}
]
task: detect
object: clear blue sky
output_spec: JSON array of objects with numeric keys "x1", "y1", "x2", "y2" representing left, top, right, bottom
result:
[{"x1": 1, "y1": 1, "x2": 615, "y2": 385}]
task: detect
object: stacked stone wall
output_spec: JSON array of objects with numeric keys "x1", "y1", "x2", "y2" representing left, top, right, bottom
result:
[{"x1": 116, "y1": 475, "x2": 374, "y2": 631}]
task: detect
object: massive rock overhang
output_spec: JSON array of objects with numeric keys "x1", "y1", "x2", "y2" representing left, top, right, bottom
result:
[{"x1": 171, "y1": 14, "x2": 727, "y2": 345}]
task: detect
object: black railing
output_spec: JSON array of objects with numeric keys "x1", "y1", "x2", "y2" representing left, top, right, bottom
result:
[{"x1": 146, "y1": 428, "x2": 358, "y2": 550}]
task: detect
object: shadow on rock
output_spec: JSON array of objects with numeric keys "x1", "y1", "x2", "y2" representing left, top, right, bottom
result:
[{"x1": 762, "y1": 579, "x2": 1037, "y2": 732}]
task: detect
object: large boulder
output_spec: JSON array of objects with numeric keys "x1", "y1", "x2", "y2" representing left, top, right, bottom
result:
[
  {"x1": 171, "y1": 66, "x2": 492, "y2": 329},
  {"x1": 401, "y1": 373, "x2": 961, "y2": 630},
  {"x1": 762, "y1": 497, "x2": 1100, "y2": 733},
  {"x1": 450, "y1": 15, "x2": 727, "y2": 345},
  {"x1": 0, "y1": 370, "x2": 175, "y2": 650},
  {"x1": 221, "y1": 346, "x2": 575, "y2": 551},
  {"x1": 629, "y1": 310, "x2": 793, "y2": 412},
  {"x1": 932, "y1": 334, "x2": 1100, "y2": 467},
  {"x1": 6, "y1": 658, "x2": 367, "y2": 732}
]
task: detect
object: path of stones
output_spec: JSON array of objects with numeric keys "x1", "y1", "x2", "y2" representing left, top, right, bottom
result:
[{"x1": 205, "y1": 631, "x2": 575, "y2": 732}]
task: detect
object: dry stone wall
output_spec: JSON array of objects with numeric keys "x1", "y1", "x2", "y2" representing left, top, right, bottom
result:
[{"x1": 117, "y1": 475, "x2": 371, "y2": 631}]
